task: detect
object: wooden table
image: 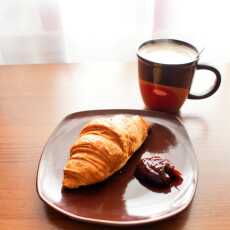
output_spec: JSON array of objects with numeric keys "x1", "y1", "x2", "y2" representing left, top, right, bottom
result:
[{"x1": 0, "y1": 62, "x2": 229, "y2": 230}]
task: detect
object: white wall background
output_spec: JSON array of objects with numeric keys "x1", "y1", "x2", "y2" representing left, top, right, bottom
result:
[
  {"x1": 0, "y1": 0, "x2": 154, "y2": 64},
  {"x1": 0, "y1": 0, "x2": 229, "y2": 64},
  {"x1": 153, "y1": 0, "x2": 230, "y2": 63},
  {"x1": 60, "y1": 0, "x2": 154, "y2": 62}
]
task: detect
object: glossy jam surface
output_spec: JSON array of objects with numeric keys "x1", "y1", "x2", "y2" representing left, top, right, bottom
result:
[{"x1": 135, "y1": 156, "x2": 183, "y2": 190}]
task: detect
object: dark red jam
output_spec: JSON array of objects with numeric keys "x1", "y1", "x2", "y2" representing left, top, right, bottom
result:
[{"x1": 135, "y1": 156, "x2": 183, "y2": 190}]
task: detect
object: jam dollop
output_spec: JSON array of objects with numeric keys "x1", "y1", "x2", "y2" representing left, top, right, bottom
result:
[{"x1": 135, "y1": 156, "x2": 183, "y2": 189}]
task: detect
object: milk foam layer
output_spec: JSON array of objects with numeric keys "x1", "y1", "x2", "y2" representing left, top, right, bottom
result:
[{"x1": 139, "y1": 42, "x2": 198, "y2": 64}]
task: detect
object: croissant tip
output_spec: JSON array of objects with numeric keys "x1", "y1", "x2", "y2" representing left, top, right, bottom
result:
[{"x1": 63, "y1": 171, "x2": 81, "y2": 189}]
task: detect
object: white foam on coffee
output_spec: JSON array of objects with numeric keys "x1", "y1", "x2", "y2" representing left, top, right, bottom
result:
[{"x1": 138, "y1": 42, "x2": 198, "y2": 64}]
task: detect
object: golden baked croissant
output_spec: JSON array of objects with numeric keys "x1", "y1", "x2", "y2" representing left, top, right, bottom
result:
[{"x1": 63, "y1": 115, "x2": 149, "y2": 189}]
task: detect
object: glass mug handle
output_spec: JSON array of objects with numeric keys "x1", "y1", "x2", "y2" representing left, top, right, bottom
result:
[{"x1": 188, "y1": 64, "x2": 221, "y2": 99}]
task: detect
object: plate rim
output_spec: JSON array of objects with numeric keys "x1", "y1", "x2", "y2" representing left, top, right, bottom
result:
[{"x1": 36, "y1": 109, "x2": 198, "y2": 226}]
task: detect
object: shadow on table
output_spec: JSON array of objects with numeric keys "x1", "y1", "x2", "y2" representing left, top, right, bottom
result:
[
  {"x1": 143, "y1": 106, "x2": 209, "y2": 147},
  {"x1": 44, "y1": 202, "x2": 192, "y2": 230}
]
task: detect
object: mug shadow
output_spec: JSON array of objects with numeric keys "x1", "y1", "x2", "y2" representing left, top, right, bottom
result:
[
  {"x1": 143, "y1": 105, "x2": 209, "y2": 141},
  {"x1": 144, "y1": 123, "x2": 177, "y2": 153}
]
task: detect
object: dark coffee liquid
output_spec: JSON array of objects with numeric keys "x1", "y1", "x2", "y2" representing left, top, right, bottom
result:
[{"x1": 140, "y1": 80, "x2": 189, "y2": 113}]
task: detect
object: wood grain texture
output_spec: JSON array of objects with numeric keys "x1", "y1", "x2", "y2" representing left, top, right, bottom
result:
[{"x1": 0, "y1": 63, "x2": 229, "y2": 229}]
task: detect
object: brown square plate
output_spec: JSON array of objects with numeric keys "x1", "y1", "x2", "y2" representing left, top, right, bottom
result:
[{"x1": 36, "y1": 109, "x2": 198, "y2": 226}]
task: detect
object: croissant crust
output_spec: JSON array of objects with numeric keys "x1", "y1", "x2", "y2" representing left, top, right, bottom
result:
[{"x1": 63, "y1": 115, "x2": 149, "y2": 189}]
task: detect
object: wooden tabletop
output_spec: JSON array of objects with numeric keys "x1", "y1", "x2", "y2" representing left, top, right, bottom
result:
[{"x1": 0, "y1": 62, "x2": 229, "y2": 230}]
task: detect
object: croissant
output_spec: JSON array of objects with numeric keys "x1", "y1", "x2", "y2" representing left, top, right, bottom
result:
[{"x1": 63, "y1": 115, "x2": 149, "y2": 189}]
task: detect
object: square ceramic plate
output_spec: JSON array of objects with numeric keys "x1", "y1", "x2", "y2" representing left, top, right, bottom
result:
[{"x1": 37, "y1": 109, "x2": 198, "y2": 226}]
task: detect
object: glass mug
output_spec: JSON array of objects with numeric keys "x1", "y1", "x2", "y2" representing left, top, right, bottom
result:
[{"x1": 137, "y1": 39, "x2": 221, "y2": 113}]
